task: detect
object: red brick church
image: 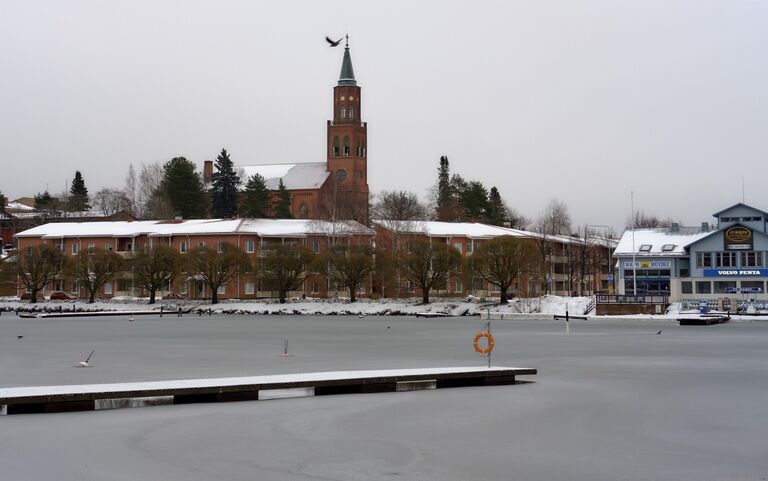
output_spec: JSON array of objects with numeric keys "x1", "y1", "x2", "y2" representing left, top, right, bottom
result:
[{"x1": 203, "y1": 42, "x2": 370, "y2": 224}]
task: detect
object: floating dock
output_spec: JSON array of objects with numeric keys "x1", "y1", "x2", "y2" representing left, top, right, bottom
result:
[
  {"x1": 0, "y1": 366, "x2": 536, "y2": 416},
  {"x1": 678, "y1": 315, "x2": 730, "y2": 326}
]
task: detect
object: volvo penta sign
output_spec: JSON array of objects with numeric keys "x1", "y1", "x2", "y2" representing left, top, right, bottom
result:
[{"x1": 703, "y1": 269, "x2": 768, "y2": 277}]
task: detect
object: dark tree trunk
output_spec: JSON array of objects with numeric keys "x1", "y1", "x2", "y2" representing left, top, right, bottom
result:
[
  {"x1": 349, "y1": 287, "x2": 356, "y2": 303},
  {"x1": 89, "y1": 290, "x2": 96, "y2": 304},
  {"x1": 422, "y1": 286, "x2": 430, "y2": 304},
  {"x1": 499, "y1": 287, "x2": 509, "y2": 304},
  {"x1": 211, "y1": 287, "x2": 219, "y2": 304},
  {"x1": 148, "y1": 290, "x2": 156, "y2": 304},
  {"x1": 279, "y1": 289, "x2": 287, "y2": 304},
  {"x1": 29, "y1": 287, "x2": 39, "y2": 304}
]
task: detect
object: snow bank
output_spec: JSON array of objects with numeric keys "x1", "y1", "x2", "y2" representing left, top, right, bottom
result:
[{"x1": 0, "y1": 295, "x2": 593, "y2": 317}]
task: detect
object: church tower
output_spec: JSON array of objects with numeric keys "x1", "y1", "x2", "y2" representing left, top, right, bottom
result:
[{"x1": 326, "y1": 39, "x2": 369, "y2": 224}]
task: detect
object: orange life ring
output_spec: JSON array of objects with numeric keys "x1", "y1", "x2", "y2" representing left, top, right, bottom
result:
[{"x1": 473, "y1": 332, "x2": 495, "y2": 354}]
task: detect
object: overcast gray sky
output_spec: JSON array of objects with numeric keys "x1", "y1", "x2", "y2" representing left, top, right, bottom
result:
[{"x1": 1, "y1": 0, "x2": 767, "y2": 231}]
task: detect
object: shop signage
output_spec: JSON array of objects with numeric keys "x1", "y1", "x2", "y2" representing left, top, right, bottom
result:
[
  {"x1": 724, "y1": 226, "x2": 753, "y2": 250},
  {"x1": 725, "y1": 287, "x2": 762, "y2": 293},
  {"x1": 622, "y1": 260, "x2": 671, "y2": 269},
  {"x1": 703, "y1": 268, "x2": 768, "y2": 277}
]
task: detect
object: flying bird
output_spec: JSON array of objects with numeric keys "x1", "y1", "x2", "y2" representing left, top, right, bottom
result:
[
  {"x1": 656, "y1": 330, "x2": 662, "y2": 335},
  {"x1": 17, "y1": 335, "x2": 23, "y2": 339},
  {"x1": 326, "y1": 36, "x2": 344, "y2": 47}
]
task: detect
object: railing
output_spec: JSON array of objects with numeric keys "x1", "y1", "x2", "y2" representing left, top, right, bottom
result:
[
  {"x1": 584, "y1": 296, "x2": 596, "y2": 314},
  {"x1": 596, "y1": 294, "x2": 669, "y2": 305}
]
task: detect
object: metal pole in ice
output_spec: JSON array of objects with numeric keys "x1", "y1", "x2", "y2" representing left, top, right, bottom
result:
[
  {"x1": 487, "y1": 319, "x2": 492, "y2": 369},
  {"x1": 281, "y1": 340, "x2": 290, "y2": 357},
  {"x1": 566, "y1": 303, "x2": 570, "y2": 334}
]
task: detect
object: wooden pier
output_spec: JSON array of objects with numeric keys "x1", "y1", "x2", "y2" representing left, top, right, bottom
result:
[{"x1": 0, "y1": 366, "x2": 536, "y2": 416}]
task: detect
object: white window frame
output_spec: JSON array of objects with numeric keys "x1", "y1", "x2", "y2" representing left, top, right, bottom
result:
[
  {"x1": 180, "y1": 241, "x2": 188, "y2": 253},
  {"x1": 245, "y1": 240, "x2": 255, "y2": 253},
  {"x1": 72, "y1": 242, "x2": 79, "y2": 255},
  {"x1": 244, "y1": 281, "x2": 255, "y2": 295},
  {"x1": 104, "y1": 282, "x2": 113, "y2": 295}
]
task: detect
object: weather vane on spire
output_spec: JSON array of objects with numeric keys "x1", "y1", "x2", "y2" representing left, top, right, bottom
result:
[{"x1": 325, "y1": 34, "x2": 349, "y2": 48}]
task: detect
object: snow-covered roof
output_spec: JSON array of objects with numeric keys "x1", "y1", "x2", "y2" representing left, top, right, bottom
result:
[
  {"x1": 239, "y1": 219, "x2": 374, "y2": 237},
  {"x1": 613, "y1": 227, "x2": 711, "y2": 256},
  {"x1": 239, "y1": 162, "x2": 330, "y2": 190},
  {"x1": 5, "y1": 201, "x2": 35, "y2": 211},
  {"x1": 15, "y1": 218, "x2": 373, "y2": 239},
  {"x1": 373, "y1": 220, "x2": 617, "y2": 247}
]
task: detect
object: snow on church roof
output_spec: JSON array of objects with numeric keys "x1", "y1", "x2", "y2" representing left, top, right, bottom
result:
[{"x1": 239, "y1": 162, "x2": 330, "y2": 190}]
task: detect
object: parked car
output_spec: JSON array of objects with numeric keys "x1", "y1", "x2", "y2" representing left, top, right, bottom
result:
[{"x1": 49, "y1": 291, "x2": 74, "y2": 300}]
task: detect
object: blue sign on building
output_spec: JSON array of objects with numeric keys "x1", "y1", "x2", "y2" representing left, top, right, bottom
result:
[{"x1": 702, "y1": 269, "x2": 768, "y2": 277}]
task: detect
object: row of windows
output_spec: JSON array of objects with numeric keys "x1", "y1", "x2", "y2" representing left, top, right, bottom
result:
[
  {"x1": 682, "y1": 280, "x2": 765, "y2": 294},
  {"x1": 624, "y1": 269, "x2": 672, "y2": 278},
  {"x1": 339, "y1": 105, "x2": 355, "y2": 119},
  {"x1": 720, "y1": 216, "x2": 763, "y2": 222},
  {"x1": 332, "y1": 136, "x2": 366, "y2": 157},
  {"x1": 696, "y1": 251, "x2": 764, "y2": 268}
]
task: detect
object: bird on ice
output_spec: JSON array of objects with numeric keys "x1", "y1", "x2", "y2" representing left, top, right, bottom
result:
[
  {"x1": 17, "y1": 335, "x2": 23, "y2": 339},
  {"x1": 325, "y1": 36, "x2": 344, "y2": 47},
  {"x1": 76, "y1": 350, "x2": 95, "y2": 368},
  {"x1": 656, "y1": 330, "x2": 663, "y2": 335}
]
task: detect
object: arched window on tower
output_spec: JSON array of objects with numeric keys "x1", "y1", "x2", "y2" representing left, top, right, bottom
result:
[
  {"x1": 343, "y1": 136, "x2": 350, "y2": 156},
  {"x1": 299, "y1": 203, "x2": 308, "y2": 218},
  {"x1": 340, "y1": 106, "x2": 346, "y2": 119},
  {"x1": 348, "y1": 106, "x2": 354, "y2": 119},
  {"x1": 333, "y1": 137, "x2": 339, "y2": 156},
  {"x1": 361, "y1": 144, "x2": 366, "y2": 157},
  {"x1": 356, "y1": 144, "x2": 361, "y2": 156}
]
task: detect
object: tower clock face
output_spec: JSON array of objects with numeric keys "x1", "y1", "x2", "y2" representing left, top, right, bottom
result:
[
  {"x1": 336, "y1": 170, "x2": 347, "y2": 181},
  {"x1": 340, "y1": 96, "x2": 345, "y2": 101}
]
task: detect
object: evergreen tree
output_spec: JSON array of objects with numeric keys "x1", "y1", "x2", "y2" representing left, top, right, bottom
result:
[
  {"x1": 34, "y1": 190, "x2": 58, "y2": 210},
  {"x1": 242, "y1": 174, "x2": 270, "y2": 217},
  {"x1": 210, "y1": 148, "x2": 241, "y2": 218},
  {"x1": 0, "y1": 191, "x2": 7, "y2": 214},
  {"x1": 161, "y1": 157, "x2": 207, "y2": 219},
  {"x1": 69, "y1": 171, "x2": 90, "y2": 211},
  {"x1": 460, "y1": 180, "x2": 489, "y2": 222},
  {"x1": 273, "y1": 179, "x2": 293, "y2": 219},
  {"x1": 486, "y1": 187, "x2": 507, "y2": 226}
]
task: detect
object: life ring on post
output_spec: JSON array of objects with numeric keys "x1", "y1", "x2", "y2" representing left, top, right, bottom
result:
[{"x1": 473, "y1": 332, "x2": 495, "y2": 354}]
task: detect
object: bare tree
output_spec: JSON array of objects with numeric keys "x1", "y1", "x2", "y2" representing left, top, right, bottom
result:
[
  {"x1": 124, "y1": 163, "x2": 138, "y2": 216},
  {"x1": 399, "y1": 239, "x2": 461, "y2": 304},
  {"x1": 133, "y1": 244, "x2": 181, "y2": 304},
  {"x1": 66, "y1": 249, "x2": 124, "y2": 303},
  {"x1": 138, "y1": 162, "x2": 173, "y2": 219},
  {"x1": 533, "y1": 198, "x2": 572, "y2": 294},
  {"x1": 626, "y1": 210, "x2": 676, "y2": 229},
  {"x1": 187, "y1": 243, "x2": 248, "y2": 304},
  {"x1": 259, "y1": 244, "x2": 315, "y2": 303},
  {"x1": 326, "y1": 244, "x2": 374, "y2": 302},
  {"x1": 12, "y1": 244, "x2": 65, "y2": 303},
  {"x1": 473, "y1": 237, "x2": 535, "y2": 303},
  {"x1": 93, "y1": 188, "x2": 132, "y2": 217}
]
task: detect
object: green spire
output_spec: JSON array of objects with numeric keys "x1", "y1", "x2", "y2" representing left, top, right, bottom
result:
[{"x1": 338, "y1": 46, "x2": 356, "y2": 86}]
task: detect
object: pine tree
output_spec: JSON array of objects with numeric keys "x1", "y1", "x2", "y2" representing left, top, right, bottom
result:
[
  {"x1": 242, "y1": 173, "x2": 270, "y2": 217},
  {"x1": 69, "y1": 171, "x2": 90, "y2": 211},
  {"x1": 461, "y1": 181, "x2": 489, "y2": 222},
  {"x1": 211, "y1": 148, "x2": 241, "y2": 218},
  {"x1": 161, "y1": 157, "x2": 207, "y2": 219},
  {"x1": 34, "y1": 190, "x2": 57, "y2": 211},
  {"x1": 0, "y1": 191, "x2": 7, "y2": 215},
  {"x1": 486, "y1": 186, "x2": 507, "y2": 226},
  {"x1": 273, "y1": 179, "x2": 293, "y2": 219}
]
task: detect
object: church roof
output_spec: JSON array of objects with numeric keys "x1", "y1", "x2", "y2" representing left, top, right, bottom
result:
[
  {"x1": 338, "y1": 47, "x2": 356, "y2": 86},
  {"x1": 239, "y1": 162, "x2": 330, "y2": 191}
]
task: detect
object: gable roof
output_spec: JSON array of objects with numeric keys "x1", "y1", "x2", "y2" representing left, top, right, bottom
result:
[
  {"x1": 613, "y1": 227, "x2": 710, "y2": 256},
  {"x1": 712, "y1": 203, "x2": 768, "y2": 218},
  {"x1": 239, "y1": 162, "x2": 330, "y2": 190}
]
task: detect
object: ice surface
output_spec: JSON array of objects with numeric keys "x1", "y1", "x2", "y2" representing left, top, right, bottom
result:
[{"x1": 0, "y1": 315, "x2": 766, "y2": 481}]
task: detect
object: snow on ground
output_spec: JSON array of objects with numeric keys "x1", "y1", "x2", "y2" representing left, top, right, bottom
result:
[{"x1": 0, "y1": 295, "x2": 592, "y2": 317}]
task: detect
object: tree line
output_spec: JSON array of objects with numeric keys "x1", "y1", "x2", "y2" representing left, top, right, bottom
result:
[{"x1": 3, "y1": 236, "x2": 546, "y2": 306}]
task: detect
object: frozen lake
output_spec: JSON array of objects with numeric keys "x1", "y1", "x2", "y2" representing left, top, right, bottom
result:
[{"x1": 1, "y1": 314, "x2": 767, "y2": 480}]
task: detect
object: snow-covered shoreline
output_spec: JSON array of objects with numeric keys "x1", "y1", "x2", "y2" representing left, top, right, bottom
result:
[{"x1": 0, "y1": 295, "x2": 591, "y2": 317}]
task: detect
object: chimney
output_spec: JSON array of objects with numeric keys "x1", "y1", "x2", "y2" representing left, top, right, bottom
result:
[
  {"x1": 701, "y1": 222, "x2": 709, "y2": 232},
  {"x1": 503, "y1": 222, "x2": 511, "y2": 228},
  {"x1": 174, "y1": 213, "x2": 183, "y2": 221},
  {"x1": 203, "y1": 160, "x2": 213, "y2": 183}
]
